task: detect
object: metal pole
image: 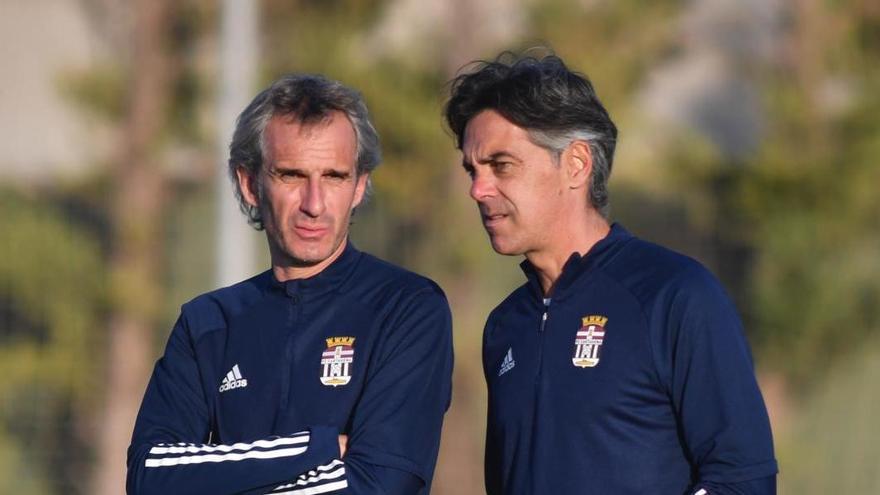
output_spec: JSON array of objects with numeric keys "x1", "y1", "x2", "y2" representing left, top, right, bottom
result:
[{"x1": 216, "y1": 0, "x2": 259, "y2": 286}]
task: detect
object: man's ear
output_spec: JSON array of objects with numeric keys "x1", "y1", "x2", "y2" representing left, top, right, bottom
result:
[
  {"x1": 565, "y1": 140, "x2": 593, "y2": 190},
  {"x1": 235, "y1": 165, "x2": 260, "y2": 207},
  {"x1": 352, "y1": 172, "x2": 369, "y2": 210}
]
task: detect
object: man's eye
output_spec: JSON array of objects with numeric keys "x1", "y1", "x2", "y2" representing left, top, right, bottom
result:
[
  {"x1": 325, "y1": 172, "x2": 349, "y2": 181},
  {"x1": 492, "y1": 162, "x2": 511, "y2": 173},
  {"x1": 275, "y1": 171, "x2": 305, "y2": 183}
]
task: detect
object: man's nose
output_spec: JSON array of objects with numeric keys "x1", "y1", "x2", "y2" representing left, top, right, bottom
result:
[
  {"x1": 469, "y1": 170, "x2": 496, "y2": 202},
  {"x1": 300, "y1": 178, "x2": 326, "y2": 217}
]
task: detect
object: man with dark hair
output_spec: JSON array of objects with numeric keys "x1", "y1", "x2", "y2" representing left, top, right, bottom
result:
[
  {"x1": 445, "y1": 52, "x2": 777, "y2": 494},
  {"x1": 127, "y1": 74, "x2": 453, "y2": 495}
]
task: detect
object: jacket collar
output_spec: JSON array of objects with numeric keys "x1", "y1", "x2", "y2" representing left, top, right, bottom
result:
[
  {"x1": 266, "y1": 241, "x2": 362, "y2": 299},
  {"x1": 520, "y1": 223, "x2": 632, "y2": 301}
]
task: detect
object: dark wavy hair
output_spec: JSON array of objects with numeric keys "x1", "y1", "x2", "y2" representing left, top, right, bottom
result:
[
  {"x1": 444, "y1": 52, "x2": 617, "y2": 217},
  {"x1": 228, "y1": 74, "x2": 381, "y2": 230}
]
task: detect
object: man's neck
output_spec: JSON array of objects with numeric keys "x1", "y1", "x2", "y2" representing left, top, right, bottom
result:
[
  {"x1": 271, "y1": 236, "x2": 349, "y2": 282},
  {"x1": 526, "y1": 215, "x2": 610, "y2": 296}
]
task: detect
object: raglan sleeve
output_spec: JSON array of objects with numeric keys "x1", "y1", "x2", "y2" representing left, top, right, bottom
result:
[
  {"x1": 482, "y1": 312, "x2": 502, "y2": 495},
  {"x1": 658, "y1": 266, "x2": 779, "y2": 495},
  {"x1": 276, "y1": 282, "x2": 453, "y2": 495},
  {"x1": 126, "y1": 308, "x2": 341, "y2": 495}
]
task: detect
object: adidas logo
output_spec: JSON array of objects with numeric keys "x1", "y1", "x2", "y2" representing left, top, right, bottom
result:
[
  {"x1": 219, "y1": 364, "x2": 248, "y2": 393},
  {"x1": 498, "y1": 348, "x2": 515, "y2": 376}
]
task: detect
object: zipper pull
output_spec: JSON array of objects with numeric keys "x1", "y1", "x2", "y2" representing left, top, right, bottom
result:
[{"x1": 539, "y1": 297, "x2": 551, "y2": 333}]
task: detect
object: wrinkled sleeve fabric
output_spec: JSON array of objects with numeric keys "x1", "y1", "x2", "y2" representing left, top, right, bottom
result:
[
  {"x1": 655, "y1": 266, "x2": 778, "y2": 494},
  {"x1": 126, "y1": 312, "x2": 340, "y2": 495},
  {"x1": 329, "y1": 283, "x2": 454, "y2": 494}
]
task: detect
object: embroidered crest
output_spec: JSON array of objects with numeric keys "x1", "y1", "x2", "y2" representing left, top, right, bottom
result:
[
  {"x1": 320, "y1": 336, "x2": 355, "y2": 387},
  {"x1": 572, "y1": 315, "x2": 608, "y2": 368}
]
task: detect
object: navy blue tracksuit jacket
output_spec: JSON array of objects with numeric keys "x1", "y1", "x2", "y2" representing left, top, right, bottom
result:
[
  {"x1": 483, "y1": 224, "x2": 778, "y2": 494},
  {"x1": 127, "y1": 243, "x2": 453, "y2": 494}
]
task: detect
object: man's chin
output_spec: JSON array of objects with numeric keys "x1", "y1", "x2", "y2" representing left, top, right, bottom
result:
[
  {"x1": 285, "y1": 237, "x2": 348, "y2": 267},
  {"x1": 488, "y1": 237, "x2": 522, "y2": 257},
  {"x1": 289, "y1": 250, "x2": 333, "y2": 267},
  {"x1": 288, "y1": 256, "x2": 325, "y2": 268},
  {"x1": 280, "y1": 243, "x2": 333, "y2": 267}
]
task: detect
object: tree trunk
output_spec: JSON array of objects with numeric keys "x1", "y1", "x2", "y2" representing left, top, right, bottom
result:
[{"x1": 91, "y1": 1, "x2": 171, "y2": 493}]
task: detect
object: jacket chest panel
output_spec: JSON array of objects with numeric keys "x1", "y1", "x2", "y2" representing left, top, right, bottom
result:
[
  {"x1": 487, "y1": 295, "x2": 665, "y2": 429},
  {"x1": 213, "y1": 299, "x2": 378, "y2": 441}
]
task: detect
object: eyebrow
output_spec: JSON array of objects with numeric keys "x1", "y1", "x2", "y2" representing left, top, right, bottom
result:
[
  {"x1": 267, "y1": 163, "x2": 304, "y2": 174},
  {"x1": 268, "y1": 163, "x2": 353, "y2": 176},
  {"x1": 462, "y1": 151, "x2": 522, "y2": 169},
  {"x1": 486, "y1": 151, "x2": 520, "y2": 163}
]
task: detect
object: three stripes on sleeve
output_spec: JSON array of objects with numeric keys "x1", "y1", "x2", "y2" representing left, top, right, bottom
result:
[{"x1": 144, "y1": 430, "x2": 348, "y2": 494}]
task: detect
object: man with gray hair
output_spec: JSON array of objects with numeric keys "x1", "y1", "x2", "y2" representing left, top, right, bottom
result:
[
  {"x1": 128, "y1": 74, "x2": 453, "y2": 495},
  {"x1": 445, "y1": 52, "x2": 777, "y2": 494}
]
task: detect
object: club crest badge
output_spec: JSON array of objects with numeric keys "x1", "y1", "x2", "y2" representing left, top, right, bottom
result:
[
  {"x1": 572, "y1": 315, "x2": 608, "y2": 368},
  {"x1": 320, "y1": 336, "x2": 355, "y2": 387}
]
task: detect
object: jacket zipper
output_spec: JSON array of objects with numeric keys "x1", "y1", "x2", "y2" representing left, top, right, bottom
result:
[
  {"x1": 535, "y1": 298, "x2": 550, "y2": 381},
  {"x1": 280, "y1": 293, "x2": 300, "y2": 410}
]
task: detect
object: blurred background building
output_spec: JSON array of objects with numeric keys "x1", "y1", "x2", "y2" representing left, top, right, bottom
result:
[{"x1": 1, "y1": 0, "x2": 878, "y2": 493}]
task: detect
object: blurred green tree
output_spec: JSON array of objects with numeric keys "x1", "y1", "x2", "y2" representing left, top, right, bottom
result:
[
  {"x1": 0, "y1": 190, "x2": 104, "y2": 494},
  {"x1": 744, "y1": 0, "x2": 880, "y2": 387}
]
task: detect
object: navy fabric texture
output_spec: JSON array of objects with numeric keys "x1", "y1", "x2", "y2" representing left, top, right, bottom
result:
[
  {"x1": 483, "y1": 224, "x2": 777, "y2": 495},
  {"x1": 127, "y1": 243, "x2": 453, "y2": 495}
]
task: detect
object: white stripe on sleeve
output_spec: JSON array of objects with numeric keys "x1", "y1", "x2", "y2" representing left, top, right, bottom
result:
[
  {"x1": 149, "y1": 433, "x2": 308, "y2": 455},
  {"x1": 146, "y1": 432, "x2": 310, "y2": 468},
  {"x1": 268, "y1": 460, "x2": 347, "y2": 495},
  {"x1": 146, "y1": 446, "x2": 308, "y2": 467}
]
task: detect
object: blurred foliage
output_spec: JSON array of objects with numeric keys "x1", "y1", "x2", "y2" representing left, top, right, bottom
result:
[
  {"x1": 529, "y1": 0, "x2": 681, "y2": 103},
  {"x1": 743, "y1": 91, "x2": 880, "y2": 387},
  {"x1": 0, "y1": 189, "x2": 105, "y2": 493},
  {"x1": 664, "y1": 0, "x2": 880, "y2": 388},
  {"x1": 777, "y1": 336, "x2": 880, "y2": 493},
  {"x1": 58, "y1": 65, "x2": 128, "y2": 123},
  {"x1": 0, "y1": 431, "x2": 52, "y2": 494}
]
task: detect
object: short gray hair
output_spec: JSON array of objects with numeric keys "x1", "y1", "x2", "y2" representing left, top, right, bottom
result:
[
  {"x1": 228, "y1": 74, "x2": 381, "y2": 230},
  {"x1": 528, "y1": 129, "x2": 612, "y2": 218}
]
